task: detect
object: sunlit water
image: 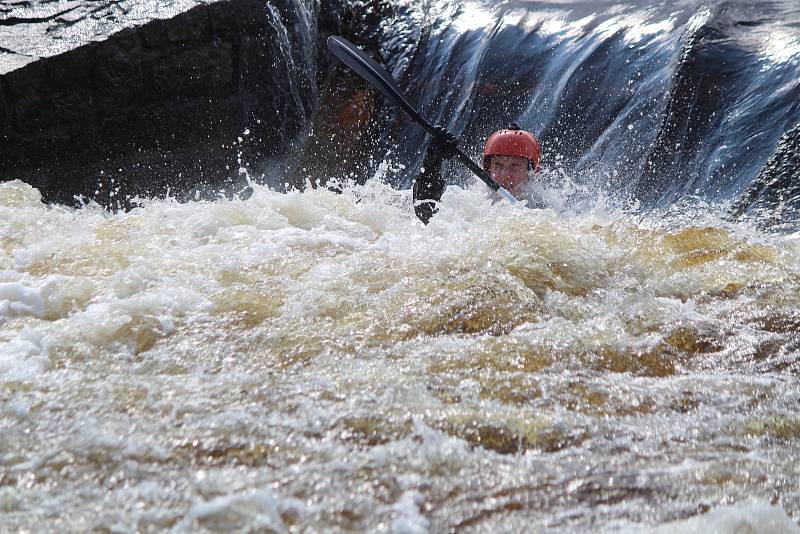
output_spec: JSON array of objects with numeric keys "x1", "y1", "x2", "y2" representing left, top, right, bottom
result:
[{"x1": 2, "y1": 178, "x2": 799, "y2": 532}]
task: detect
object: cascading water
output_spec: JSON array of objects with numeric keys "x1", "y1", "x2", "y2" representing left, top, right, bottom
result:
[
  {"x1": 2, "y1": 0, "x2": 800, "y2": 532},
  {"x1": 334, "y1": 0, "x2": 799, "y2": 217}
]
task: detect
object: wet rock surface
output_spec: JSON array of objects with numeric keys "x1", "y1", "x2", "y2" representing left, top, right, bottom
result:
[
  {"x1": 730, "y1": 121, "x2": 800, "y2": 229},
  {"x1": 0, "y1": 0, "x2": 332, "y2": 206}
]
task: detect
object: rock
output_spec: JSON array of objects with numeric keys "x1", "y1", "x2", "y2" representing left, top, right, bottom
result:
[
  {"x1": 0, "y1": 0, "x2": 337, "y2": 206},
  {"x1": 730, "y1": 121, "x2": 800, "y2": 227},
  {"x1": 0, "y1": 0, "x2": 404, "y2": 206},
  {"x1": 47, "y1": 47, "x2": 95, "y2": 92},
  {"x1": 152, "y1": 42, "x2": 234, "y2": 97},
  {"x1": 165, "y1": 8, "x2": 210, "y2": 43},
  {"x1": 4, "y1": 61, "x2": 49, "y2": 97},
  {"x1": 0, "y1": 85, "x2": 8, "y2": 131},
  {"x1": 139, "y1": 20, "x2": 169, "y2": 48},
  {"x1": 96, "y1": 54, "x2": 146, "y2": 103},
  {"x1": 206, "y1": 0, "x2": 274, "y2": 32}
]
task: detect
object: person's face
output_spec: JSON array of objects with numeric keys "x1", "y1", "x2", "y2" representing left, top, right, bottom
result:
[{"x1": 487, "y1": 155, "x2": 530, "y2": 194}]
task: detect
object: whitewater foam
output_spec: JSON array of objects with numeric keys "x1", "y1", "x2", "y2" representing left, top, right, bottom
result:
[{"x1": 2, "y1": 178, "x2": 798, "y2": 532}]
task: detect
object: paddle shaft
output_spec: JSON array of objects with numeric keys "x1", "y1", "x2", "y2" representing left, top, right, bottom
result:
[{"x1": 326, "y1": 36, "x2": 517, "y2": 203}]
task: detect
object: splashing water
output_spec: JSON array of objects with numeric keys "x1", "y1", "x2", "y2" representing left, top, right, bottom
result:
[{"x1": 1, "y1": 177, "x2": 799, "y2": 532}]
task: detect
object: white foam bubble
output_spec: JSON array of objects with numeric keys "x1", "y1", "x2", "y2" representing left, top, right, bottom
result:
[
  {"x1": 0, "y1": 329, "x2": 47, "y2": 382},
  {"x1": 0, "y1": 282, "x2": 45, "y2": 320},
  {"x1": 645, "y1": 502, "x2": 800, "y2": 534},
  {"x1": 391, "y1": 490, "x2": 430, "y2": 534},
  {"x1": 370, "y1": 419, "x2": 470, "y2": 473},
  {"x1": 0, "y1": 180, "x2": 43, "y2": 208},
  {"x1": 0, "y1": 271, "x2": 23, "y2": 283},
  {"x1": 185, "y1": 487, "x2": 285, "y2": 532}
]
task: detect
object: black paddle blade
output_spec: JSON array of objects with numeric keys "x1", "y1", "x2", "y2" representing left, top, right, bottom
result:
[{"x1": 326, "y1": 36, "x2": 424, "y2": 125}]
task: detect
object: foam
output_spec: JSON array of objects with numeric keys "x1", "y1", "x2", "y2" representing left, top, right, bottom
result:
[
  {"x1": 185, "y1": 487, "x2": 285, "y2": 532},
  {"x1": 0, "y1": 180, "x2": 43, "y2": 208},
  {"x1": 644, "y1": 502, "x2": 800, "y2": 534},
  {"x1": 391, "y1": 491, "x2": 430, "y2": 534},
  {"x1": 2, "y1": 180, "x2": 799, "y2": 532},
  {"x1": 0, "y1": 282, "x2": 45, "y2": 320},
  {"x1": 0, "y1": 328, "x2": 47, "y2": 382}
]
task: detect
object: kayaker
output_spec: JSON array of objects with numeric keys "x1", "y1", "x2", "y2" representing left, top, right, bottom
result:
[{"x1": 413, "y1": 124, "x2": 542, "y2": 224}]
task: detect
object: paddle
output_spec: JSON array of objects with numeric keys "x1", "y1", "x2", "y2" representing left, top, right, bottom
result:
[{"x1": 326, "y1": 35, "x2": 518, "y2": 203}]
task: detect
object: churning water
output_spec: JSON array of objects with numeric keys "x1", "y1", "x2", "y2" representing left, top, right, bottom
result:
[
  {"x1": 2, "y1": 176, "x2": 800, "y2": 532},
  {"x1": 3, "y1": 0, "x2": 800, "y2": 531}
]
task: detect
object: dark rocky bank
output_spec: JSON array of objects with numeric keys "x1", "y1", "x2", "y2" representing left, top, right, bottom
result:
[{"x1": 0, "y1": 0, "x2": 396, "y2": 207}]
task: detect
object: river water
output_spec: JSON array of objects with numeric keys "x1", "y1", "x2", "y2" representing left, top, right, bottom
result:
[
  {"x1": 338, "y1": 0, "x2": 800, "y2": 221},
  {"x1": 2, "y1": 175, "x2": 800, "y2": 532},
  {"x1": 3, "y1": 0, "x2": 800, "y2": 531}
]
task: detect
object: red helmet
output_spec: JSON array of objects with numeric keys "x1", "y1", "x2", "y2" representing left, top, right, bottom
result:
[{"x1": 483, "y1": 124, "x2": 541, "y2": 171}]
